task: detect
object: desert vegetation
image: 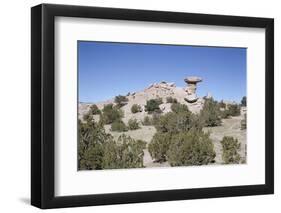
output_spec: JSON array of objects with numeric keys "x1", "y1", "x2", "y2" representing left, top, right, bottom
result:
[
  {"x1": 114, "y1": 95, "x2": 128, "y2": 108},
  {"x1": 145, "y1": 98, "x2": 163, "y2": 114},
  {"x1": 78, "y1": 118, "x2": 146, "y2": 170},
  {"x1": 220, "y1": 103, "x2": 241, "y2": 119},
  {"x1": 128, "y1": 118, "x2": 140, "y2": 130},
  {"x1": 241, "y1": 96, "x2": 247, "y2": 106},
  {"x1": 78, "y1": 81, "x2": 246, "y2": 170},
  {"x1": 166, "y1": 96, "x2": 178, "y2": 103},
  {"x1": 167, "y1": 131, "x2": 216, "y2": 166},
  {"x1": 131, "y1": 104, "x2": 142, "y2": 113},
  {"x1": 220, "y1": 136, "x2": 241, "y2": 164},
  {"x1": 101, "y1": 104, "x2": 124, "y2": 124},
  {"x1": 148, "y1": 103, "x2": 216, "y2": 166},
  {"x1": 200, "y1": 98, "x2": 222, "y2": 127},
  {"x1": 111, "y1": 119, "x2": 127, "y2": 132},
  {"x1": 142, "y1": 116, "x2": 153, "y2": 126},
  {"x1": 89, "y1": 104, "x2": 101, "y2": 115}
]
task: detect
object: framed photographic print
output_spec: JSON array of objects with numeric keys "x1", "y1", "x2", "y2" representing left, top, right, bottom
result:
[{"x1": 31, "y1": 3, "x2": 274, "y2": 209}]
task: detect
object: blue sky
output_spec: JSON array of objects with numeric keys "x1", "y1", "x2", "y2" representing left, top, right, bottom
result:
[{"x1": 78, "y1": 41, "x2": 246, "y2": 103}]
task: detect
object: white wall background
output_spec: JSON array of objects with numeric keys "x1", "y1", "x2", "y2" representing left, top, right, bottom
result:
[{"x1": 0, "y1": 0, "x2": 279, "y2": 212}]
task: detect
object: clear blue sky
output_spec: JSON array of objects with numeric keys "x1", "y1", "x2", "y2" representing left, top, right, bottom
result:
[{"x1": 78, "y1": 41, "x2": 246, "y2": 103}]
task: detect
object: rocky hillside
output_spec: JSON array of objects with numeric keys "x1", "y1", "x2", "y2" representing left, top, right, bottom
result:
[
  {"x1": 78, "y1": 79, "x2": 247, "y2": 168},
  {"x1": 79, "y1": 81, "x2": 204, "y2": 122}
]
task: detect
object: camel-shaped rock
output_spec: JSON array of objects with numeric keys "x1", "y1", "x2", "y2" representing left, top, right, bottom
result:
[{"x1": 184, "y1": 76, "x2": 202, "y2": 103}]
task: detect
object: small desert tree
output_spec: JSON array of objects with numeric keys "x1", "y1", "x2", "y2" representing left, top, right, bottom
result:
[
  {"x1": 155, "y1": 111, "x2": 193, "y2": 134},
  {"x1": 144, "y1": 98, "x2": 163, "y2": 114},
  {"x1": 142, "y1": 116, "x2": 153, "y2": 126},
  {"x1": 89, "y1": 104, "x2": 101, "y2": 115},
  {"x1": 148, "y1": 132, "x2": 172, "y2": 162},
  {"x1": 151, "y1": 112, "x2": 161, "y2": 125},
  {"x1": 219, "y1": 100, "x2": 226, "y2": 109},
  {"x1": 114, "y1": 95, "x2": 128, "y2": 107},
  {"x1": 78, "y1": 119, "x2": 112, "y2": 170},
  {"x1": 200, "y1": 98, "x2": 222, "y2": 127},
  {"x1": 101, "y1": 104, "x2": 124, "y2": 124},
  {"x1": 128, "y1": 118, "x2": 140, "y2": 130},
  {"x1": 154, "y1": 103, "x2": 195, "y2": 133},
  {"x1": 83, "y1": 113, "x2": 92, "y2": 122},
  {"x1": 220, "y1": 136, "x2": 241, "y2": 164},
  {"x1": 79, "y1": 119, "x2": 146, "y2": 170},
  {"x1": 131, "y1": 104, "x2": 142, "y2": 113},
  {"x1": 110, "y1": 119, "x2": 128, "y2": 132},
  {"x1": 241, "y1": 96, "x2": 247, "y2": 106},
  {"x1": 227, "y1": 104, "x2": 241, "y2": 116},
  {"x1": 102, "y1": 135, "x2": 146, "y2": 169},
  {"x1": 170, "y1": 102, "x2": 189, "y2": 113},
  {"x1": 167, "y1": 130, "x2": 216, "y2": 166}
]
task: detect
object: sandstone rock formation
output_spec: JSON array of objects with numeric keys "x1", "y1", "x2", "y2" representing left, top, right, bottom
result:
[
  {"x1": 79, "y1": 78, "x2": 206, "y2": 123},
  {"x1": 184, "y1": 76, "x2": 202, "y2": 103}
]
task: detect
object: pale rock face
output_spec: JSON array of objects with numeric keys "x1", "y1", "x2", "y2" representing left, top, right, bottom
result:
[
  {"x1": 185, "y1": 93, "x2": 198, "y2": 103},
  {"x1": 184, "y1": 76, "x2": 203, "y2": 103}
]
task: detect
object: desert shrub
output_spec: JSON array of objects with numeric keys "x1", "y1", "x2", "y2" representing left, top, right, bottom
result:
[
  {"x1": 200, "y1": 98, "x2": 222, "y2": 127},
  {"x1": 152, "y1": 103, "x2": 204, "y2": 134},
  {"x1": 78, "y1": 119, "x2": 113, "y2": 170},
  {"x1": 148, "y1": 132, "x2": 172, "y2": 162},
  {"x1": 142, "y1": 116, "x2": 153, "y2": 126},
  {"x1": 189, "y1": 113, "x2": 205, "y2": 131},
  {"x1": 144, "y1": 98, "x2": 163, "y2": 114},
  {"x1": 219, "y1": 100, "x2": 226, "y2": 109},
  {"x1": 241, "y1": 96, "x2": 247, "y2": 106},
  {"x1": 102, "y1": 135, "x2": 146, "y2": 169},
  {"x1": 227, "y1": 104, "x2": 240, "y2": 116},
  {"x1": 170, "y1": 102, "x2": 189, "y2": 113},
  {"x1": 151, "y1": 112, "x2": 161, "y2": 125},
  {"x1": 102, "y1": 104, "x2": 124, "y2": 124},
  {"x1": 78, "y1": 119, "x2": 146, "y2": 170},
  {"x1": 155, "y1": 110, "x2": 192, "y2": 134},
  {"x1": 167, "y1": 130, "x2": 216, "y2": 166},
  {"x1": 128, "y1": 118, "x2": 140, "y2": 130},
  {"x1": 220, "y1": 103, "x2": 240, "y2": 118},
  {"x1": 220, "y1": 109, "x2": 231, "y2": 119},
  {"x1": 220, "y1": 136, "x2": 241, "y2": 164},
  {"x1": 241, "y1": 114, "x2": 247, "y2": 130},
  {"x1": 154, "y1": 112, "x2": 174, "y2": 133},
  {"x1": 114, "y1": 95, "x2": 129, "y2": 107},
  {"x1": 166, "y1": 96, "x2": 178, "y2": 103},
  {"x1": 83, "y1": 113, "x2": 91, "y2": 121},
  {"x1": 97, "y1": 114, "x2": 105, "y2": 127},
  {"x1": 148, "y1": 102, "x2": 214, "y2": 165},
  {"x1": 131, "y1": 104, "x2": 142, "y2": 113},
  {"x1": 111, "y1": 119, "x2": 128, "y2": 132},
  {"x1": 89, "y1": 104, "x2": 101, "y2": 115}
]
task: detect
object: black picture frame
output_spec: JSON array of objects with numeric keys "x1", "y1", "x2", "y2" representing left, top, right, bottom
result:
[{"x1": 31, "y1": 3, "x2": 274, "y2": 209}]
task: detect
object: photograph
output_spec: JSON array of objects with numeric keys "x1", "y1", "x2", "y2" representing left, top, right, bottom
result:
[
  {"x1": 78, "y1": 41, "x2": 247, "y2": 170},
  {"x1": 29, "y1": 3, "x2": 274, "y2": 209}
]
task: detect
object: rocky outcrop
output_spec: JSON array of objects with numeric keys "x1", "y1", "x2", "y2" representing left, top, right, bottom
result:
[
  {"x1": 184, "y1": 76, "x2": 202, "y2": 103},
  {"x1": 144, "y1": 81, "x2": 176, "y2": 92},
  {"x1": 79, "y1": 77, "x2": 206, "y2": 121}
]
